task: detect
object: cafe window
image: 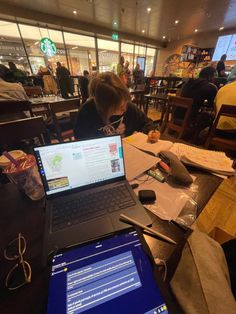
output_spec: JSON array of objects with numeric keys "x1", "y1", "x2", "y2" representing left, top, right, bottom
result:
[
  {"x1": 0, "y1": 20, "x2": 30, "y2": 74},
  {"x1": 97, "y1": 39, "x2": 119, "y2": 73},
  {"x1": 19, "y1": 24, "x2": 67, "y2": 75},
  {"x1": 64, "y1": 32, "x2": 96, "y2": 75},
  {"x1": 145, "y1": 47, "x2": 156, "y2": 76},
  {"x1": 121, "y1": 43, "x2": 134, "y2": 72}
]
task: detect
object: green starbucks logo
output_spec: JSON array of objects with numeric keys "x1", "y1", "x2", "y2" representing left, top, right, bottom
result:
[{"x1": 40, "y1": 38, "x2": 57, "y2": 57}]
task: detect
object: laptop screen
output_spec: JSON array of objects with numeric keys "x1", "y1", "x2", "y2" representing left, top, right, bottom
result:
[
  {"x1": 47, "y1": 228, "x2": 168, "y2": 314},
  {"x1": 34, "y1": 135, "x2": 125, "y2": 196}
]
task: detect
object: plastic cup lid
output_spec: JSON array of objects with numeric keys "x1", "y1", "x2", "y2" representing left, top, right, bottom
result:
[{"x1": 0, "y1": 150, "x2": 26, "y2": 167}]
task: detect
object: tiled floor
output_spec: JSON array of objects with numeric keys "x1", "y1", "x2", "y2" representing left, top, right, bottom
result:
[{"x1": 147, "y1": 104, "x2": 236, "y2": 241}]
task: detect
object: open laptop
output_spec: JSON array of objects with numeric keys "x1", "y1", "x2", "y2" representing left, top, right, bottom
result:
[
  {"x1": 34, "y1": 135, "x2": 152, "y2": 264},
  {"x1": 46, "y1": 228, "x2": 169, "y2": 314}
]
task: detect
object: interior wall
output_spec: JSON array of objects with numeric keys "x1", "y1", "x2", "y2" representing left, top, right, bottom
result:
[{"x1": 156, "y1": 28, "x2": 236, "y2": 76}]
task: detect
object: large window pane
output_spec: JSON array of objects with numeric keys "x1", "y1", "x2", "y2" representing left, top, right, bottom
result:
[
  {"x1": 0, "y1": 20, "x2": 30, "y2": 74},
  {"x1": 64, "y1": 32, "x2": 96, "y2": 75},
  {"x1": 97, "y1": 39, "x2": 119, "y2": 72},
  {"x1": 121, "y1": 43, "x2": 134, "y2": 71},
  {"x1": 19, "y1": 24, "x2": 67, "y2": 74},
  {"x1": 145, "y1": 48, "x2": 156, "y2": 76}
]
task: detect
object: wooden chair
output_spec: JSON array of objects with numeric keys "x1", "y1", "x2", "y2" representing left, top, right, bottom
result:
[
  {"x1": 49, "y1": 98, "x2": 80, "y2": 142},
  {"x1": 205, "y1": 105, "x2": 236, "y2": 151},
  {"x1": 0, "y1": 100, "x2": 33, "y2": 118},
  {"x1": 24, "y1": 86, "x2": 44, "y2": 98},
  {"x1": 162, "y1": 96, "x2": 193, "y2": 138},
  {"x1": 0, "y1": 116, "x2": 46, "y2": 150}
]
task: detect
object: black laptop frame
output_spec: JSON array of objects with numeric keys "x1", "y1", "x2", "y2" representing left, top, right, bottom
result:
[{"x1": 34, "y1": 134, "x2": 127, "y2": 200}]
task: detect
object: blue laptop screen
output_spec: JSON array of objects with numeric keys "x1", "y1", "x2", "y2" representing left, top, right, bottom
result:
[
  {"x1": 34, "y1": 135, "x2": 125, "y2": 196},
  {"x1": 47, "y1": 229, "x2": 168, "y2": 314}
]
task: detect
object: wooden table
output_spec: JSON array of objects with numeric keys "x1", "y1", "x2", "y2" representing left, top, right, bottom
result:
[{"x1": 0, "y1": 168, "x2": 222, "y2": 313}]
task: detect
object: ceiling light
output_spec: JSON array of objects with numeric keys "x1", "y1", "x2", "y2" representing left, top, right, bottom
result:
[
  {"x1": 175, "y1": 20, "x2": 179, "y2": 24},
  {"x1": 72, "y1": 46, "x2": 78, "y2": 50},
  {"x1": 73, "y1": 10, "x2": 77, "y2": 15},
  {"x1": 194, "y1": 29, "x2": 198, "y2": 32},
  {"x1": 162, "y1": 35, "x2": 166, "y2": 39},
  {"x1": 147, "y1": 7, "x2": 151, "y2": 12},
  {"x1": 142, "y1": 29, "x2": 145, "y2": 33},
  {"x1": 219, "y1": 26, "x2": 224, "y2": 31},
  {"x1": 113, "y1": 22, "x2": 117, "y2": 25}
]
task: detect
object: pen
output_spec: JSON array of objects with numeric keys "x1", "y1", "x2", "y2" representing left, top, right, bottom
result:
[{"x1": 120, "y1": 214, "x2": 177, "y2": 245}]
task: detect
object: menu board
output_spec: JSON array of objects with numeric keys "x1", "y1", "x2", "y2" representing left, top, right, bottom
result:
[
  {"x1": 212, "y1": 35, "x2": 235, "y2": 61},
  {"x1": 227, "y1": 34, "x2": 236, "y2": 60}
]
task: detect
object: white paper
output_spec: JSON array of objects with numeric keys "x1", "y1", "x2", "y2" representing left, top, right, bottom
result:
[
  {"x1": 123, "y1": 132, "x2": 173, "y2": 156},
  {"x1": 123, "y1": 141, "x2": 160, "y2": 181},
  {"x1": 170, "y1": 143, "x2": 235, "y2": 174}
]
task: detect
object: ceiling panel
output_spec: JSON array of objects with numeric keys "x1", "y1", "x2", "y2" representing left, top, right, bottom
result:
[{"x1": 1, "y1": 0, "x2": 236, "y2": 43}]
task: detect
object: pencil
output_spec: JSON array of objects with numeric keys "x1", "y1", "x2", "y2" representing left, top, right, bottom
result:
[{"x1": 120, "y1": 214, "x2": 177, "y2": 245}]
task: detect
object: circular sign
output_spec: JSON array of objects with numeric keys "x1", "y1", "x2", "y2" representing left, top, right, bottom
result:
[{"x1": 40, "y1": 37, "x2": 57, "y2": 57}]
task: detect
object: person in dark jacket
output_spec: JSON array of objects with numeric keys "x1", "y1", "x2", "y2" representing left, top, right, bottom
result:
[
  {"x1": 175, "y1": 66, "x2": 217, "y2": 122},
  {"x1": 74, "y1": 72, "x2": 157, "y2": 139},
  {"x1": 173, "y1": 66, "x2": 217, "y2": 142},
  {"x1": 56, "y1": 62, "x2": 73, "y2": 98},
  {"x1": 79, "y1": 70, "x2": 89, "y2": 104},
  {"x1": 216, "y1": 54, "x2": 227, "y2": 77}
]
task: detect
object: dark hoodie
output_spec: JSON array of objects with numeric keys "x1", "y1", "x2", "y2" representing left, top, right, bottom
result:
[
  {"x1": 174, "y1": 78, "x2": 217, "y2": 121},
  {"x1": 74, "y1": 98, "x2": 157, "y2": 139}
]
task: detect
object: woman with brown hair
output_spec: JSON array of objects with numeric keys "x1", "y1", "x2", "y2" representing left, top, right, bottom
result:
[{"x1": 74, "y1": 72, "x2": 157, "y2": 139}]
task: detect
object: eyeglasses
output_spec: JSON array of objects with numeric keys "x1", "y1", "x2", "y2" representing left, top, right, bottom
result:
[{"x1": 4, "y1": 233, "x2": 32, "y2": 290}]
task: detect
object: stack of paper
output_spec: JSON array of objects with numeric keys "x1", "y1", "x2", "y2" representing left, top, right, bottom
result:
[
  {"x1": 170, "y1": 143, "x2": 236, "y2": 176},
  {"x1": 123, "y1": 132, "x2": 235, "y2": 177}
]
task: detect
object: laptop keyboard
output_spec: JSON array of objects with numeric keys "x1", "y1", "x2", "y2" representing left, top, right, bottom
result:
[{"x1": 51, "y1": 185, "x2": 135, "y2": 232}]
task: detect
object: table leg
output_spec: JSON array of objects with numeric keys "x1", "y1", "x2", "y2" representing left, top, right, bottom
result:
[{"x1": 144, "y1": 97, "x2": 149, "y2": 115}]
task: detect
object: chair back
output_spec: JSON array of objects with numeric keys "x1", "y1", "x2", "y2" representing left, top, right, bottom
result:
[
  {"x1": 0, "y1": 100, "x2": 33, "y2": 117},
  {"x1": 24, "y1": 86, "x2": 43, "y2": 98},
  {"x1": 205, "y1": 104, "x2": 236, "y2": 150},
  {"x1": 49, "y1": 98, "x2": 80, "y2": 142},
  {"x1": 0, "y1": 116, "x2": 46, "y2": 148},
  {"x1": 163, "y1": 96, "x2": 193, "y2": 138}
]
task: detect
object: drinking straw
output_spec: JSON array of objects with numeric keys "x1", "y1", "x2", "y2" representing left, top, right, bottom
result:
[{"x1": 3, "y1": 151, "x2": 20, "y2": 167}]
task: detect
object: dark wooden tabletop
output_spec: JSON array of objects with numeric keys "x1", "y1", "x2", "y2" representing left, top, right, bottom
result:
[{"x1": 0, "y1": 166, "x2": 222, "y2": 314}]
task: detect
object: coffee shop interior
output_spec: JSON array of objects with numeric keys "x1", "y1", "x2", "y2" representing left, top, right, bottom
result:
[{"x1": 0, "y1": 0, "x2": 236, "y2": 313}]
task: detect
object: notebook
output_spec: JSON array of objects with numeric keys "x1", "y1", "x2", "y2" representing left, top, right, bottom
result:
[
  {"x1": 34, "y1": 135, "x2": 152, "y2": 265},
  {"x1": 123, "y1": 132, "x2": 235, "y2": 176},
  {"x1": 46, "y1": 228, "x2": 169, "y2": 314}
]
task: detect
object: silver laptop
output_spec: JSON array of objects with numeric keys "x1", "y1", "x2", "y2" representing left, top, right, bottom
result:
[{"x1": 34, "y1": 135, "x2": 152, "y2": 265}]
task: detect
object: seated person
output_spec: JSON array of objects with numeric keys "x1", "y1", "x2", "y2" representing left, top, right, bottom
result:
[
  {"x1": 174, "y1": 67, "x2": 217, "y2": 138},
  {"x1": 74, "y1": 72, "x2": 157, "y2": 139},
  {"x1": 227, "y1": 65, "x2": 236, "y2": 83},
  {"x1": 214, "y1": 78, "x2": 236, "y2": 137},
  {"x1": 0, "y1": 64, "x2": 29, "y2": 102},
  {"x1": 0, "y1": 64, "x2": 29, "y2": 123},
  {"x1": 79, "y1": 70, "x2": 89, "y2": 104},
  {"x1": 8, "y1": 61, "x2": 26, "y2": 84}
]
